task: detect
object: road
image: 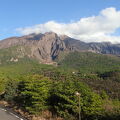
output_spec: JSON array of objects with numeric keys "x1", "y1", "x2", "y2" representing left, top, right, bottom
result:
[{"x1": 0, "y1": 107, "x2": 25, "y2": 120}]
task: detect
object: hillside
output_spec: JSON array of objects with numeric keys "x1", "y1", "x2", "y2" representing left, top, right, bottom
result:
[{"x1": 57, "y1": 51, "x2": 120, "y2": 73}]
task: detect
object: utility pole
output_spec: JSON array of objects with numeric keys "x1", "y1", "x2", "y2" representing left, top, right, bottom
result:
[{"x1": 75, "y1": 92, "x2": 81, "y2": 120}]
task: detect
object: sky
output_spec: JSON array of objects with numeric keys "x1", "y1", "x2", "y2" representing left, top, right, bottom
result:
[{"x1": 1, "y1": 0, "x2": 120, "y2": 43}]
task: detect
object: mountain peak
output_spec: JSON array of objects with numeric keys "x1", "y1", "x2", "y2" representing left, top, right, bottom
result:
[{"x1": 43, "y1": 32, "x2": 58, "y2": 39}]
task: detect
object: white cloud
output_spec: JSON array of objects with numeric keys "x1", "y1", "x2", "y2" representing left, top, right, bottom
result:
[{"x1": 16, "y1": 7, "x2": 120, "y2": 43}]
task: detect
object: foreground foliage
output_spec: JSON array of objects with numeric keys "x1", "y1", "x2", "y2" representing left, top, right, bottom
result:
[
  {"x1": 2, "y1": 74, "x2": 120, "y2": 120},
  {"x1": 18, "y1": 75, "x2": 52, "y2": 114}
]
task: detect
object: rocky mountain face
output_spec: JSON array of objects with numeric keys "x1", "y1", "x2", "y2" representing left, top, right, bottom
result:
[
  {"x1": 88, "y1": 42, "x2": 120, "y2": 55},
  {"x1": 0, "y1": 32, "x2": 66, "y2": 64},
  {"x1": 0, "y1": 32, "x2": 120, "y2": 64}
]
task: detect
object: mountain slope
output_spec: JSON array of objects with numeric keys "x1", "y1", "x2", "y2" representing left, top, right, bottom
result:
[
  {"x1": 57, "y1": 51, "x2": 120, "y2": 73},
  {"x1": 1, "y1": 32, "x2": 120, "y2": 65},
  {"x1": 0, "y1": 32, "x2": 66, "y2": 64}
]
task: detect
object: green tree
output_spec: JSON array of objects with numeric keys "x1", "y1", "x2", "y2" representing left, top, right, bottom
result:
[
  {"x1": 4, "y1": 78, "x2": 18, "y2": 101},
  {"x1": 50, "y1": 79, "x2": 103, "y2": 119},
  {"x1": 18, "y1": 74, "x2": 52, "y2": 114}
]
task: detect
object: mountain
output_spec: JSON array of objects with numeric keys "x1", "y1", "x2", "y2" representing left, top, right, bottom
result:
[
  {"x1": 63, "y1": 37, "x2": 120, "y2": 55},
  {"x1": 1, "y1": 32, "x2": 120, "y2": 64},
  {"x1": 0, "y1": 32, "x2": 66, "y2": 64}
]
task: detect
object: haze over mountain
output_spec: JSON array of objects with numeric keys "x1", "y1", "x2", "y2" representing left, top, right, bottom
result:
[{"x1": 1, "y1": 32, "x2": 120, "y2": 64}]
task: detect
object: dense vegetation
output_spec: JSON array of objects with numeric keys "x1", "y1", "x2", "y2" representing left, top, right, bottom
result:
[
  {"x1": 2, "y1": 73, "x2": 120, "y2": 120},
  {"x1": 57, "y1": 52, "x2": 120, "y2": 73},
  {"x1": 0, "y1": 51, "x2": 120, "y2": 119}
]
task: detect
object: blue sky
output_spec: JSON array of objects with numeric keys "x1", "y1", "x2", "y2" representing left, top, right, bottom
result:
[{"x1": 0, "y1": 0, "x2": 120, "y2": 43}]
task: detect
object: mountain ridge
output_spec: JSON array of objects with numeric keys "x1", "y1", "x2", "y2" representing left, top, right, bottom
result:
[{"x1": 1, "y1": 32, "x2": 120, "y2": 64}]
